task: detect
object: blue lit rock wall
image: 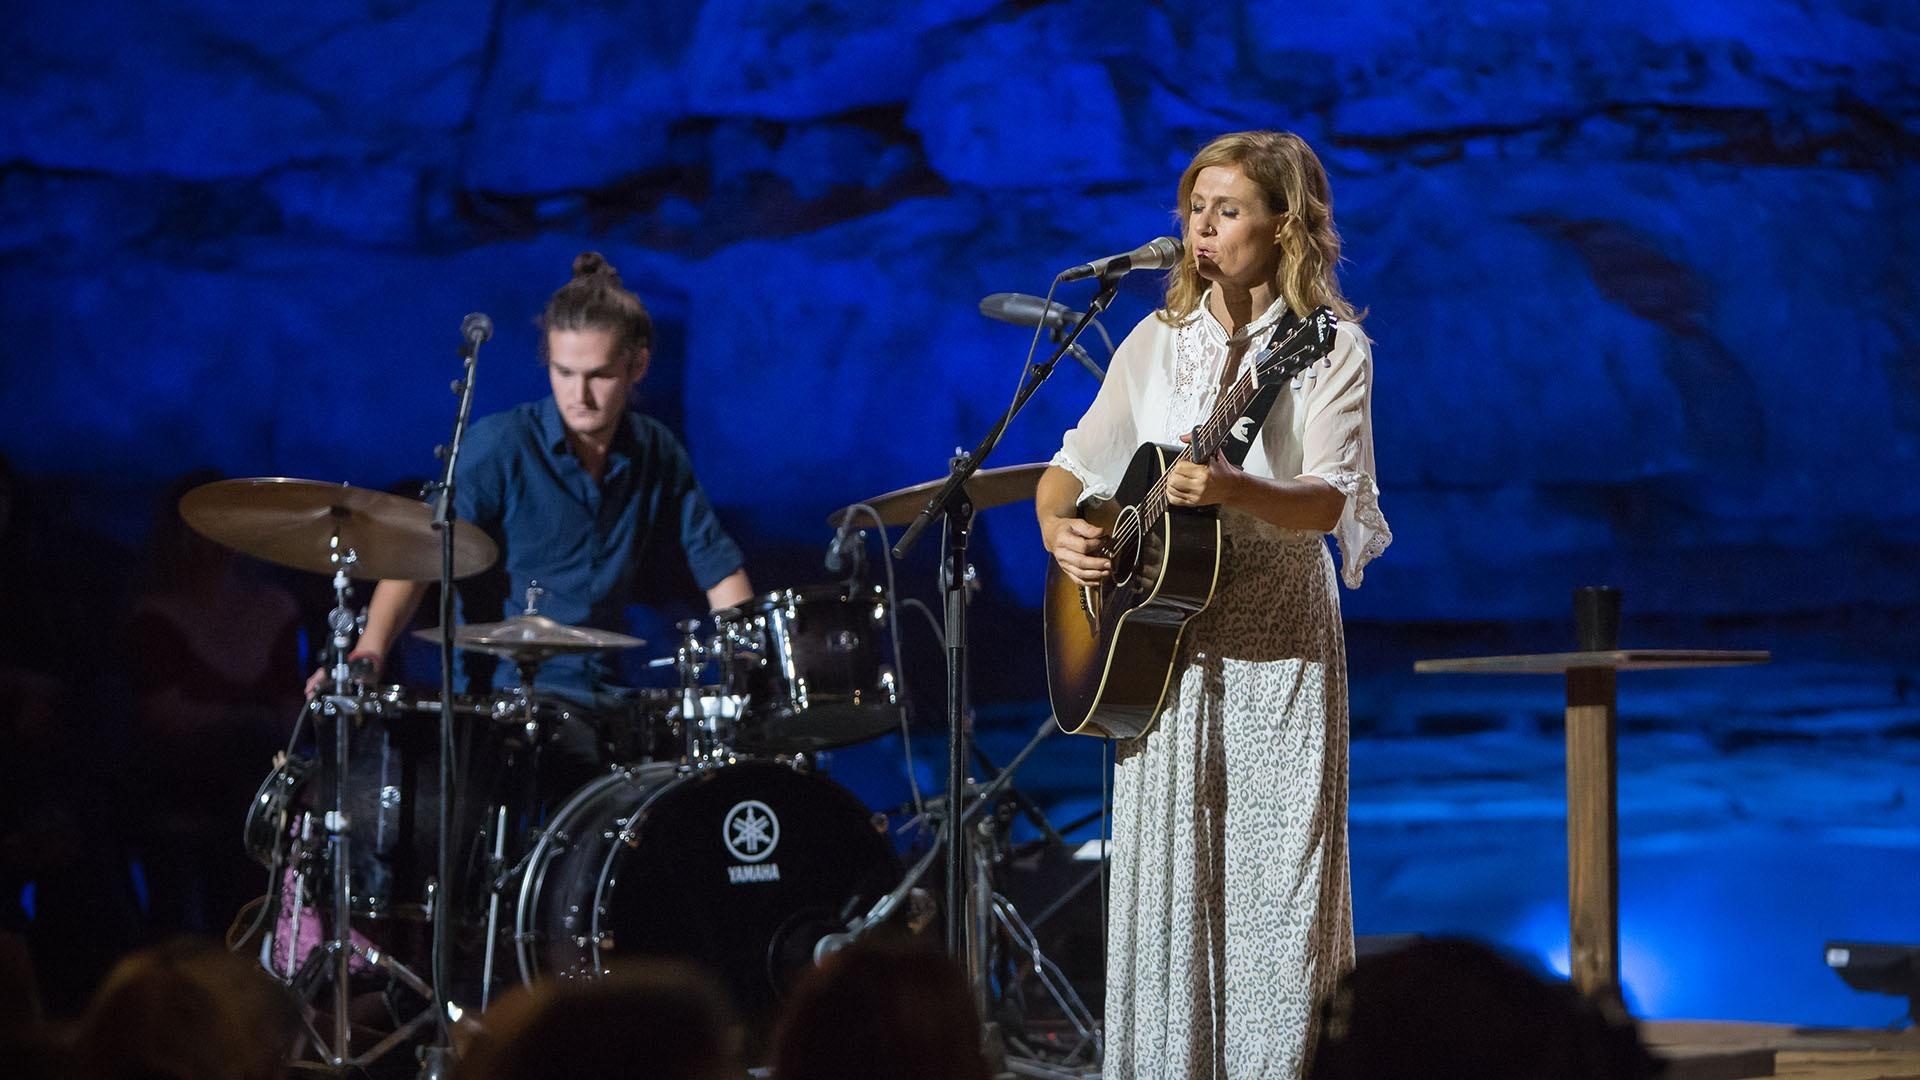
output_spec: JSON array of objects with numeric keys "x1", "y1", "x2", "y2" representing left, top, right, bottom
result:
[
  {"x1": 3, "y1": 0, "x2": 1917, "y2": 1028},
  {"x1": 5, "y1": 0, "x2": 1915, "y2": 623}
]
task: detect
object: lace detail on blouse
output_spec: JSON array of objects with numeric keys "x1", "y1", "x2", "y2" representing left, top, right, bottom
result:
[
  {"x1": 1168, "y1": 311, "x2": 1224, "y2": 433},
  {"x1": 1313, "y1": 467, "x2": 1393, "y2": 589},
  {"x1": 1168, "y1": 298, "x2": 1294, "y2": 435}
]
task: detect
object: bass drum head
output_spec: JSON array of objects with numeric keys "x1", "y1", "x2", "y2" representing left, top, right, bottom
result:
[{"x1": 519, "y1": 761, "x2": 899, "y2": 1023}]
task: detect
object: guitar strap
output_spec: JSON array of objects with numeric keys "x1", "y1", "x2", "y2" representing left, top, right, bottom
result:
[{"x1": 1215, "y1": 307, "x2": 1303, "y2": 469}]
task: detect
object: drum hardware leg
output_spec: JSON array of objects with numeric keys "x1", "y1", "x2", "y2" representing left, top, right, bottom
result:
[
  {"x1": 969, "y1": 831, "x2": 1008, "y2": 1077},
  {"x1": 328, "y1": 713, "x2": 355, "y2": 1063},
  {"x1": 488, "y1": 832, "x2": 544, "y2": 895},
  {"x1": 480, "y1": 804, "x2": 508, "y2": 1011},
  {"x1": 417, "y1": 1044, "x2": 454, "y2": 1080},
  {"x1": 282, "y1": 814, "x2": 313, "y2": 980},
  {"x1": 988, "y1": 893, "x2": 1101, "y2": 1062},
  {"x1": 290, "y1": 938, "x2": 440, "y2": 1069},
  {"x1": 284, "y1": 931, "x2": 438, "y2": 1069},
  {"x1": 850, "y1": 715, "x2": 1097, "y2": 1071},
  {"x1": 814, "y1": 716, "x2": 1057, "y2": 967},
  {"x1": 968, "y1": 726, "x2": 1101, "y2": 1072},
  {"x1": 287, "y1": 555, "x2": 446, "y2": 1071}
]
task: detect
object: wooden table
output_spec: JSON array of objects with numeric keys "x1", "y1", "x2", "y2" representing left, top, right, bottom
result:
[{"x1": 1413, "y1": 649, "x2": 1771, "y2": 1005}]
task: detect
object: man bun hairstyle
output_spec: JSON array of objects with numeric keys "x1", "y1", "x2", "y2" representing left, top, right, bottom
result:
[{"x1": 541, "y1": 251, "x2": 653, "y2": 365}]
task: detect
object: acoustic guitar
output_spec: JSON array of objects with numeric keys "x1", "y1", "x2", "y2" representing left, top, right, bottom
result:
[{"x1": 1044, "y1": 308, "x2": 1338, "y2": 738}]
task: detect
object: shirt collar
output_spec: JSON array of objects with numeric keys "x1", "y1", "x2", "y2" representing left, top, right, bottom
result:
[
  {"x1": 535, "y1": 396, "x2": 639, "y2": 461},
  {"x1": 536, "y1": 396, "x2": 570, "y2": 453},
  {"x1": 1192, "y1": 288, "x2": 1295, "y2": 342}
]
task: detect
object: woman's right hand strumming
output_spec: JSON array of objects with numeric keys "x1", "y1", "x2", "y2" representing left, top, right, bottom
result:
[
  {"x1": 1044, "y1": 517, "x2": 1113, "y2": 587},
  {"x1": 1036, "y1": 465, "x2": 1113, "y2": 587}
]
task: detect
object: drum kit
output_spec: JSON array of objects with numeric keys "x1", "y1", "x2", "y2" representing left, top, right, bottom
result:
[{"x1": 185, "y1": 465, "x2": 1093, "y2": 1073}]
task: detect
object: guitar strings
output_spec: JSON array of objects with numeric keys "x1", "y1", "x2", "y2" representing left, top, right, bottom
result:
[{"x1": 1106, "y1": 354, "x2": 1263, "y2": 551}]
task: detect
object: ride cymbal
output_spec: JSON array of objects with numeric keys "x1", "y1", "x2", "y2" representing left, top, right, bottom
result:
[
  {"x1": 828, "y1": 462, "x2": 1050, "y2": 528},
  {"x1": 414, "y1": 614, "x2": 645, "y2": 661},
  {"x1": 179, "y1": 477, "x2": 498, "y2": 582}
]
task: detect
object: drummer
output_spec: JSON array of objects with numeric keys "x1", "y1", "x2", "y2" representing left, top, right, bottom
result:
[{"x1": 318, "y1": 252, "x2": 753, "y2": 787}]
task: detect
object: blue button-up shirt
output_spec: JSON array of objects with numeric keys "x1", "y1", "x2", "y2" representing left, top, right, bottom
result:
[{"x1": 452, "y1": 397, "x2": 744, "y2": 697}]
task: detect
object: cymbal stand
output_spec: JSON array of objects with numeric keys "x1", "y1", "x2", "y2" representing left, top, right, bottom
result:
[
  {"x1": 480, "y1": 583, "x2": 552, "y2": 1011},
  {"x1": 291, "y1": 540, "x2": 434, "y2": 1069}
]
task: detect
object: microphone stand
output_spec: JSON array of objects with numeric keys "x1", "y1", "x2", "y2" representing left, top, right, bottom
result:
[
  {"x1": 1056, "y1": 330, "x2": 1105, "y2": 383},
  {"x1": 814, "y1": 715, "x2": 1058, "y2": 959},
  {"x1": 891, "y1": 270, "x2": 1124, "y2": 994},
  {"x1": 420, "y1": 323, "x2": 484, "y2": 1075}
]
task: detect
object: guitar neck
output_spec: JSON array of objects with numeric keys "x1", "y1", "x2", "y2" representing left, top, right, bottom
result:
[{"x1": 1131, "y1": 359, "x2": 1269, "y2": 532}]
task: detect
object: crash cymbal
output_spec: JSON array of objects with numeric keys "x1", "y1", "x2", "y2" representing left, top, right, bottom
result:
[
  {"x1": 828, "y1": 462, "x2": 1051, "y2": 528},
  {"x1": 414, "y1": 614, "x2": 645, "y2": 661},
  {"x1": 179, "y1": 477, "x2": 498, "y2": 582}
]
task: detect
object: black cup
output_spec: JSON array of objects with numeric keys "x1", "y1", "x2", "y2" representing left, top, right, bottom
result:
[{"x1": 1574, "y1": 586, "x2": 1621, "y2": 652}]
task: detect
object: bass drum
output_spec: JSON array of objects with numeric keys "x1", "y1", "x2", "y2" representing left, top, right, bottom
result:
[{"x1": 515, "y1": 760, "x2": 899, "y2": 1020}]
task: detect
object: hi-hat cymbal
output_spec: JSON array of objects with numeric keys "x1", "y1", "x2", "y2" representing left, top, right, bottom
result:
[
  {"x1": 179, "y1": 477, "x2": 498, "y2": 582},
  {"x1": 414, "y1": 614, "x2": 645, "y2": 661},
  {"x1": 828, "y1": 462, "x2": 1051, "y2": 528}
]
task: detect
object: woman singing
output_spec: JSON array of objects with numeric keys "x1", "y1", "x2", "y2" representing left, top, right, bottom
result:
[{"x1": 1035, "y1": 130, "x2": 1391, "y2": 1079}]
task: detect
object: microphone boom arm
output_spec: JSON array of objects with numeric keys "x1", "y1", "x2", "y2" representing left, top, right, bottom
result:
[{"x1": 892, "y1": 274, "x2": 1123, "y2": 560}]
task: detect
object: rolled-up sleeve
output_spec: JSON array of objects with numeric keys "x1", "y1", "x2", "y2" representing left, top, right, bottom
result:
[{"x1": 651, "y1": 432, "x2": 745, "y2": 591}]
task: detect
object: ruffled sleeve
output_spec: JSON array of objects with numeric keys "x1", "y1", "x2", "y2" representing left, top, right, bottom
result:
[{"x1": 1297, "y1": 323, "x2": 1392, "y2": 588}]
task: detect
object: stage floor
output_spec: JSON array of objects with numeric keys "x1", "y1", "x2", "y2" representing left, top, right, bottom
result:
[{"x1": 1645, "y1": 1021, "x2": 1920, "y2": 1080}]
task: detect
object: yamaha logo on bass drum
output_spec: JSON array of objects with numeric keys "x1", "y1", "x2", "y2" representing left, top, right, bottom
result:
[{"x1": 723, "y1": 799, "x2": 782, "y2": 884}]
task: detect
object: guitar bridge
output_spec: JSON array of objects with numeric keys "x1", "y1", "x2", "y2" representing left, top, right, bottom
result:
[{"x1": 1078, "y1": 584, "x2": 1100, "y2": 627}]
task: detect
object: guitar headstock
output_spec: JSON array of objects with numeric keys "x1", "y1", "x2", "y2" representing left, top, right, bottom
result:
[{"x1": 1253, "y1": 306, "x2": 1338, "y2": 386}]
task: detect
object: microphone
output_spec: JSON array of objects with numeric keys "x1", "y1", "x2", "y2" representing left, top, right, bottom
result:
[
  {"x1": 813, "y1": 926, "x2": 856, "y2": 965},
  {"x1": 824, "y1": 519, "x2": 864, "y2": 574},
  {"x1": 461, "y1": 312, "x2": 494, "y2": 347},
  {"x1": 1056, "y1": 236, "x2": 1183, "y2": 282},
  {"x1": 979, "y1": 292, "x2": 1077, "y2": 331}
]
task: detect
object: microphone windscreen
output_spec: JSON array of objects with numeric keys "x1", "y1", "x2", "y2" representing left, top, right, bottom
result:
[{"x1": 461, "y1": 312, "x2": 494, "y2": 344}]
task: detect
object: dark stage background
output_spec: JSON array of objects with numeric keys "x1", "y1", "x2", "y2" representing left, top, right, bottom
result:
[{"x1": 1, "y1": 0, "x2": 1915, "y2": 1027}]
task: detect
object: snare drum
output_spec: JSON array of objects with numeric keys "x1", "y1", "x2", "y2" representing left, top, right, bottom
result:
[
  {"x1": 259, "y1": 688, "x2": 509, "y2": 920},
  {"x1": 714, "y1": 585, "x2": 901, "y2": 753}
]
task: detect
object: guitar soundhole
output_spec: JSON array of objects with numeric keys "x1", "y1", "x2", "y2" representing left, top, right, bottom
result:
[{"x1": 1137, "y1": 528, "x2": 1163, "y2": 591}]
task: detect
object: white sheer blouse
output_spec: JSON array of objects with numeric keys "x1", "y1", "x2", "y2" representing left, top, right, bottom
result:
[{"x1": 1050, "y1": 293, "x2": 1391, "y2": 588}]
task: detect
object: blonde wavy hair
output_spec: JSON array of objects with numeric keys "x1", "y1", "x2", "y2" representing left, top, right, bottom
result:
[{"x1": 1160, "y1": 130, "x2": 1361, "y2": 326}]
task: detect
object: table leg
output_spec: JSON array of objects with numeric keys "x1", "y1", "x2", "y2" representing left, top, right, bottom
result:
[{"x1": 1565, "y1": 666, "x2": 1620, "y2": 1004}]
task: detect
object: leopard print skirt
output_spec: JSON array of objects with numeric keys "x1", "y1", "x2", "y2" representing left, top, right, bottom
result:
[{"x1": 1103, "y1": 512, "x2": 1354, "y2": 1080}]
